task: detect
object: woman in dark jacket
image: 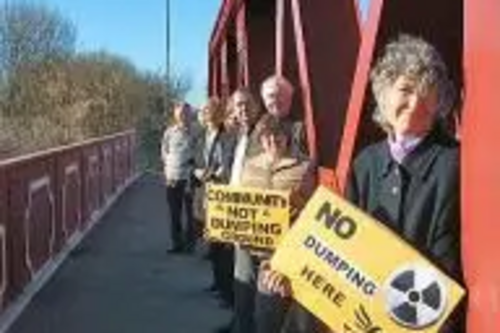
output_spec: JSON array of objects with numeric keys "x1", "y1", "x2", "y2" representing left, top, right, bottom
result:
[
  {"x1": 193, "y1": 97, "x2": 235, "y2": 308},
  {"x1": 345, "y1": 34, "x2": 463, "y2": 332},
  {"x1": 346, "y1": 34, "x2": 461, "y2": 280}
]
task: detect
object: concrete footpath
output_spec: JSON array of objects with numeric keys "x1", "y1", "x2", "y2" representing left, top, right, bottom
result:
[{"x1": 7, "y1": 174, "x2": 230, "y2": 333}]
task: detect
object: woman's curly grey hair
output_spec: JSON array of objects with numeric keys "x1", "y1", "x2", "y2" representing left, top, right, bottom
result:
[{"x1": 370, "y1": 34, "x2": 456, "y2": 130}]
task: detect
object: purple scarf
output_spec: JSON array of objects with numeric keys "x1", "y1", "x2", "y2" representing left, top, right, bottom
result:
[{"x1": 387, "y1": 134, "x2": 423, "y2": 164}]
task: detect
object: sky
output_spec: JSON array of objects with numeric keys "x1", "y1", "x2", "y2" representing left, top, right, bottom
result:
[
  {"x1": 16, "y1": 0, "x2": 222, "y2": 106},
  {"x1": 6, "y1": 0, "x2": 371, "y2": 107}
]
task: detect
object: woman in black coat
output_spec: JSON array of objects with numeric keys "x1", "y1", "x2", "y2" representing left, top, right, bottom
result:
[
  {"x1": 346, "y1": 34, "x2": 463, "y2": 332},
  {"x1": 259, "y1": 34, "x2": 464, "y2": 333},
  {"x1": 346, "y1": 34, "x2": 461, "y2": 281}
]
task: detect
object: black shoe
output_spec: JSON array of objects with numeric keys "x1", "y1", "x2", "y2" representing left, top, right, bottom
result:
[
  {"x1": 166, "y1": 246, "x2": 183, "y2": 254},
  {"x1": 216, "y1": 298, "x2": 232, "y2": 310},
  {"x1": 183, "y1": 243, "x2": 195, "y2": 253},
  {"x1": 218, "y1": 293, "x2": 234, "y2": 308},
  {"x1": 204, "y1": 284, "x2": 218, "y2": 293}
]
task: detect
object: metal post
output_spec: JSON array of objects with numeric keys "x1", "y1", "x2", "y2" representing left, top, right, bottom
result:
[
  {"x1": 164, "y1": 0, "x2": 171, "y2": 117},
  {"x1": 166, "y1": 0, "x2": 171, "y2": 81},
  {"x1": 276, "y1": 0, "x2": 285, "y2": 76}
]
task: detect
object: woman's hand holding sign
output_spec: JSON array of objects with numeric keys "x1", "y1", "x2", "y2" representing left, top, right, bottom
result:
[{"x1": 258, "y1": 260, "x2": 291, "y2": 298}]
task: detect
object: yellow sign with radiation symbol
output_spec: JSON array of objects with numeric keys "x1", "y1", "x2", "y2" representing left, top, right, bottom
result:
[
  {"x1": 271, "y1": 186, "x2": 465, "y2": 332},
  {"x1": 206, "y1": 184, "x2": 290, "y2": 253}
]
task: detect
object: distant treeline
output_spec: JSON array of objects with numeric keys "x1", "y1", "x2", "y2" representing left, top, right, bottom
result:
[{"x1": 0, "y1": 2, "x2": 188, "y2": 169}]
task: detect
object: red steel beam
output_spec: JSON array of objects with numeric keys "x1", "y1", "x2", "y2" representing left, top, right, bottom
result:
[
  {"x1": 336, "y1": 0, "x2": 384, "y2": 189},
  {"x1": 0, "y1": 166, "x2": 7, "y2": 308},
  {"x1": 236, "y1": 3, "x2": 249, "y2": 86},
  {"x1": 290, "y1": 0, "x2": 318, "y2": 162},
  {"x1": 275, "y1": 0, "x2": 285, "y2": 76},
  {"x1": 209, "y1": 0, "x2": 239, "y2": 54},
  {"x1": 336, "y1": 0, "x2": 463, "y2": 189},
  {"x1": 462, "y1": 0, "x2": 500, "y2": 331}
]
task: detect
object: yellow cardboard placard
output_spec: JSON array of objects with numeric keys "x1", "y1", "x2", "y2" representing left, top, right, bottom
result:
[
  {"x1": 271, "y1": 186, "x2": 465, "y2": 332},
  {"x1": 206, "y1": 184, "x2": 290, "y2": 252}
]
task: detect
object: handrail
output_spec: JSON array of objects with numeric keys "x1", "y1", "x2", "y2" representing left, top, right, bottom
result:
[
  {"x1": 0, "y1": 129, "x2": 137, "y2": 321},
  {"x1": 0, "y1": 129, "x2": 135, "y2": 168}
]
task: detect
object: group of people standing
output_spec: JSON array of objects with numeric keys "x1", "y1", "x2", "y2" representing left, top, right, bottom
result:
[{"x1": 160, "y1": 34, "x2": 464, "y2": 333}]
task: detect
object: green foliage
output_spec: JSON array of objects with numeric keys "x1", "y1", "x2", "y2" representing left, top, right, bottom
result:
[{"x1": 0, "y1": 1, "x2": 76, "y2": 78}]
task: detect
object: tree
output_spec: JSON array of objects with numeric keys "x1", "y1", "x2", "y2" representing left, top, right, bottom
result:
[
  {"x1": 0, "y1": 2, "x2": 76, "y2": 155},
  {"x1": 0, "y1": 2, "x2": 75, "y2": 82}
]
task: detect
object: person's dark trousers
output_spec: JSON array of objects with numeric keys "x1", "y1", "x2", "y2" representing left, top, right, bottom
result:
[
  {"x1": 440, "y1": 299, "x2": 466, "y2": 333},
  {"x1": 232, "y1": 279, "x2": 256, "y2": 333},
  {"x1": 212, "y1": 243, "x2": 234, "y2": 305},
  {"x1": 183, "y1": 187, "x2": 195, "y2": 250},
  {"x1": 209, "y1": 243, "x2": 220, "y2": 288},
  {"x1": 231, "y1": 247, "x2": 260, "y2": 333},
  {"x1": 255, "y1": 292, "x2": 290, "y2": 333},
  {"x1": 281, "y1": 303, "x2": 327, "y2": 333},
  {"x1": 255, "y1": 293, "x2": 326, "y2": 333},
  {"x1": 165, "y1": 180, "x2": 195, "y2": 251}
]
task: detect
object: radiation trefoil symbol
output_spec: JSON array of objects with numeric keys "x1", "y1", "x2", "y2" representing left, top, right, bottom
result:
[{"x1": 384, "y1": 264, "x2": 448, "y2": 329}]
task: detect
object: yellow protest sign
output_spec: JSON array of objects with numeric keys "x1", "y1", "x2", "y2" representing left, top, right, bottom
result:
[
  {"x1": 271, "y1": 186, "x2": 465, "y2": 332},
  {"x1": 206, "y1": 184, "x2": 290, "y2": 252}
]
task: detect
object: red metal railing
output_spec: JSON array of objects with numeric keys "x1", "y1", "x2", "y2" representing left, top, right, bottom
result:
[{"x1": 0, "y1": 130, "x2": 136, "y2": 310}]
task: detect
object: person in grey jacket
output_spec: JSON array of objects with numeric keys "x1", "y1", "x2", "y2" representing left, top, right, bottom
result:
[{"x1": 161, "y1": 102, "x2": 197, "y2": 253}]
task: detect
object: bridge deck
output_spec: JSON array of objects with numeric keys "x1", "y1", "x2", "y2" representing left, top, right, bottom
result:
[{"x1": 7, "y1": 175, "x2": 230, "y2": 333}]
